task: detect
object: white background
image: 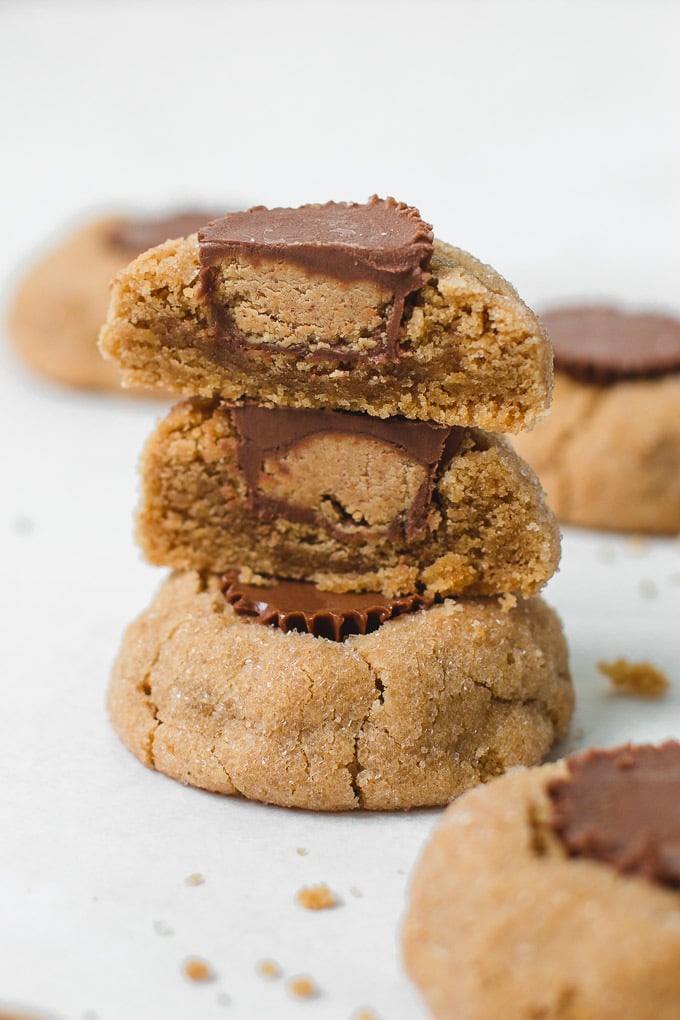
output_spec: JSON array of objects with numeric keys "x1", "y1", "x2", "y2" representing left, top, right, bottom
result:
[{"x1": 1, "y1": 2, "x2": 679, "y2": 1018}]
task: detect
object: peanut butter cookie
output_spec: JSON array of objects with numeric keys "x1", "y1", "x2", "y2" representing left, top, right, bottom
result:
[
  {"x1": 109, "y1": 571, "x2": 572, "y2": 811},
  {"x1": 137, "y1": 401, "x2": 560, "y2": 598},
  {"x1": 404, "y1": 743, "x2": 680, "y2": 1019},
  {"x1": 513, "y1": 306, "x2": 680, "y2": 533},
  {"x1": 99, "y1": 198, "x2": 552, "y2": 431}
]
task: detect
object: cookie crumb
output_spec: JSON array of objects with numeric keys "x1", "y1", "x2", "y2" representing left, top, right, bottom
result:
[
  {"x1": 598, "y1": 658, "x2": 670, "y2": 698},
  {"x1": 184, "y1": 872, "x2": 205, "y2": 886},
  {"x1": 638, "y1": 579, "x2": 658, "y2": 599},
  {"x1": 626, "y1": 534, "x2": 649, "y2": 553},
  {"x1": 183, "y1": 957, "x2": 216, "y2": 982},
  {"x1": 287, "y1": 975, "x2": 320, "y2": 999},
  {"x1": 296, "y1": 847, "x2": 309, "y2": 856},
  {"x1": 296, "y1": 882, "x2": 339, "y2": 910},
  {"x1": 497, "y1": 592, "x2": 517, "y2": 614},
  {"x1": 153, "y1": 920, "x2": 173, "y2": 936},
  {"x1": 256, "y1": 958, "x2": 282, "y2": 981},
  {"x1": 349, "y1": 886, "x2": 363, "y2": 898},
  {"x1": 352, "y1": 1010, "x2": 380, "y2": 1020}
]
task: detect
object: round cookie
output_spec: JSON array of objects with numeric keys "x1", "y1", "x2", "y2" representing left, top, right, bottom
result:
[
  {"x1": 8, "y1": 211, "x2": 224, "y2": 391},
  {"x1": 108, "y1": 571, "x2": 572, "y2": 811},
  {"x1": 403, "y1": 743, "x2": 680, "y2": 1020},
  {"x1": 513, "y1": 306, "x2": 680, "y2": 533}
]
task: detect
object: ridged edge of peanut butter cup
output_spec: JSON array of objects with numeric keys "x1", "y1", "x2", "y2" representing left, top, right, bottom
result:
[{"x1": 221, "y1": 573, "x2": 434, "y2": 641}]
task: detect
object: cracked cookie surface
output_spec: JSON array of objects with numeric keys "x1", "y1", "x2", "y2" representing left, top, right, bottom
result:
[
  {"x1": 512, "y1": 372, "x2": 680, "y2": 533},
  {"x1": 107, "y1": 571, "x2": 572, "y2": 811},
  {"x1": 136, "y1": 399, "x2": 560, "y2": 598},
  {"x1": 403, "y1": 760, "x2": 680, "y2": 1019},
  {"x1": 98, "y1": 233, "x2": 552, "y2": 432}
]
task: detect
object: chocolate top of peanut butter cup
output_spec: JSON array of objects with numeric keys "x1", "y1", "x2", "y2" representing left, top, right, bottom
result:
[
  {"x1": 221, "y1": 574, "x2": 434, "y2": 642},
  {"x1": 542, "y1": 306, "x2": 680, "y2": 384},
  {"x1": 547, "y1": 742, "x2": 680, "y2": 887},
  {"x1": 231, "y1": 405, "x2": 458, "y2": 482},
  {"x1": 199, "y1": 197, "x2": 433, "y2": 277},
  {"x1": 109, "y1": 210, "x2": 227, "y2": 254}
]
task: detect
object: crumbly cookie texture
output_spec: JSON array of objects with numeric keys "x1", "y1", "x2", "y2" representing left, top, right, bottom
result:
[
  {"x1": 108, "y1": 571, "x2": 572, "y2": 811},
  {"x1": 8, "y1": 217, "x2": 131, "y2": 390},
  {"x1": 403, "y1": 762, "x2": 680, "y2": 1020},
  {"x1": 98, "y1": 233, "x2": 552, "y2": 432},
  {"x1": 136, "y1": 399, "x2": 560, "y2": 598},
  {"x1": 512, "y1": 372, "x2": 680, "y2": 534}
]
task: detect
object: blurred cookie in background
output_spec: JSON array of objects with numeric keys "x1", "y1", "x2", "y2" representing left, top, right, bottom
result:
[
  {"x1": 403, "y1": 742, "x2": 680, "y2": 1020},
  {"x1": 7, "y1": 209, "x2": 229, "y2": 392},
  {"x1": 512, "y1": 306, "x2": 680, "y2": 533}
]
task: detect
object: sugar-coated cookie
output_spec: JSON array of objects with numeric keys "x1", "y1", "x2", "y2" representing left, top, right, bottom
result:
[
  {"x1": 403, "y1": 742, "x2": 680, "y2": 1019},
  {"x1": 108, "y1": 571, "x2": 572, "y2": 811},
  {"x1": 513, "y1": 306, "x2": 680, "y2": 533},
  {"x1": 8, "y1": 211, "x2": 224, "y2": 391},
  {"x1": 99, "y1": 198, "x2": 552, "y2": 432},
  {"x1": 137, "y1": 400, "x2": 560, "y2": 598}
]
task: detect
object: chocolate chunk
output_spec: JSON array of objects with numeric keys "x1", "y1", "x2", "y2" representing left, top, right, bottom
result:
[
  {"x1": 221, "y1": 574, "x2": 434, "y2": 641},
  {"x1": 199, "y1": 197, "x2": 434, "y2": 359},
  {"x1": 542, "y1": 306, "x2": 680, "y2": 384},
  {"x1": 548, "y1": 743, "x2": 680, "y2": 887},
  {"x1": 230, "y1": 405, "x2": 462, "y2": 541},
  {"x1": 109, "y1": 211, "x2": 227, "y2": 255}
]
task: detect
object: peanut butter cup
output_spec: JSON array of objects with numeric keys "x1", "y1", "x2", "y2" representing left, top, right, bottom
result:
[
  {"x1": 231, "y1": 405, "x2": 461, "y2": 542},
  {"x1": 199, "y1": 197, "x2": 433, "y2": 360},
  {"x1": 221, "y1": 573, "x2": 434, "y2": 641},
  {"x1": 542, "y1": 305, "x2": 680, "y2": 384},
  {"x1": 548, "y1": 742, "x2": 680, "y2": 886}
]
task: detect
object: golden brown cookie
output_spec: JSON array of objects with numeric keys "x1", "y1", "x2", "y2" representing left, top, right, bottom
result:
[
  {"x1": 108, "y1": 571, "x2": 573, "y2": 811},
  {"x1": 99, "y1": 199, "x2": 553, "y2": 431},
  {"x1": 513, "y1": 307, "x2": 680, "y2": 533},
  {"x1": 136, "y1": 399, "x2": 560, "y2": 598},
  {"x1": 403, "y1": 743, "x2": 680, "y2": 1019},
  {"x1": 8, "y1": 211, "x2": 225, "y2": 391}
]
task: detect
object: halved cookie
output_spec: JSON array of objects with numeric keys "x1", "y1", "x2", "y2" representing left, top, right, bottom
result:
[
  {"x1": 99, "y1": 198, "x2": 552, "y2": 431},
  {"x1": 136, "y1": 400, "x2": 560, "y2": 598}
]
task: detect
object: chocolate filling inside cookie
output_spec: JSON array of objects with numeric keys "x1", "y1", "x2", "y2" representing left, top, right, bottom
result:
[
  {"x1": 221, "y1": 573, "x2": 434, "y2": 641},
  {"x1": 198, "y1": 197, "x2": 434, "y2": 361},
  {"x1": 231, "y1": 405, "x2": 462, "y2": 542},
  {"x1": 547, "y1": 742, "x2": 680, "y2": 886},
  {"x1": 542, "y1": 306, "x2": 680, "y2": 384}
]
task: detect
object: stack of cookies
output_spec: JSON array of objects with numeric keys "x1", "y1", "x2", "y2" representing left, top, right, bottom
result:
[{"x1": 100, "y1": 197, "x2": 573, "y2": 810}]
